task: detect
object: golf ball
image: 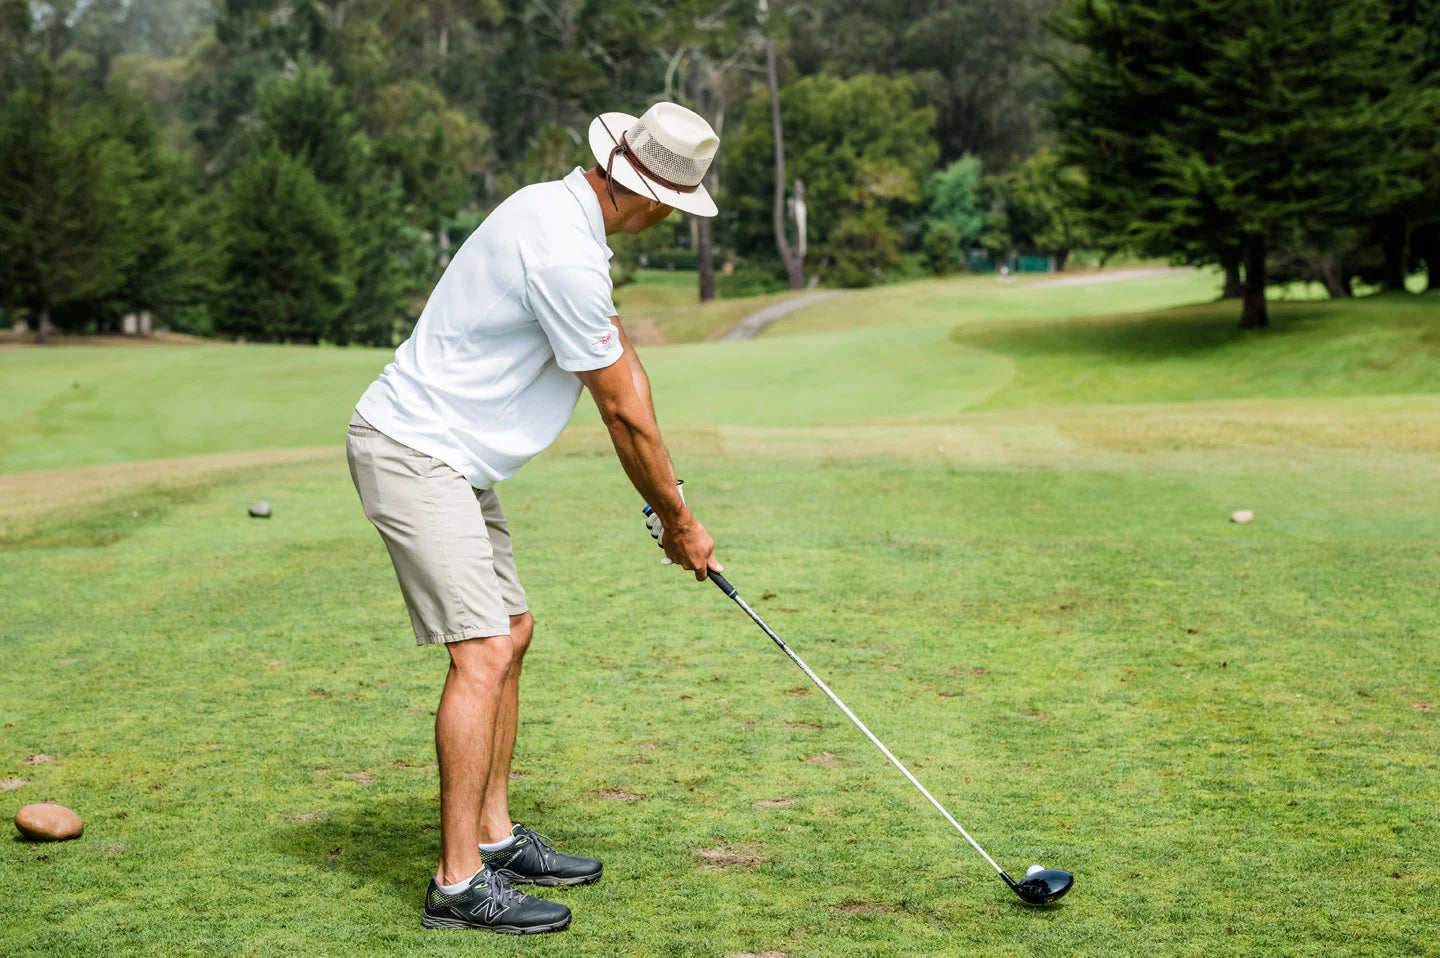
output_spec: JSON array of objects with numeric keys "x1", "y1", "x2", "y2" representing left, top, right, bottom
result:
[{"x1": 1026, "y1": 865, "x2": 1044, "y2": 877}]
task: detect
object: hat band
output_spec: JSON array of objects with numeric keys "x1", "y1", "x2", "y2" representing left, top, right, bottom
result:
[{"x1": 598, "y1": 116, "x2": 700, "y2": 211}]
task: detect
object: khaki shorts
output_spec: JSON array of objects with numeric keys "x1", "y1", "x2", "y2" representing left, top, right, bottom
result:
[{"x1": 346, "y1": 411, "x2": 527, "y2": 645}]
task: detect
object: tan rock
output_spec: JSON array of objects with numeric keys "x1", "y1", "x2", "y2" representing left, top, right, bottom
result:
[
  {"x1": 14, "y1": 803, "x2": 84, "y2": 841},
  {"x1": 1230, "y1": 509, "x2": 1255, "y2": 524}
]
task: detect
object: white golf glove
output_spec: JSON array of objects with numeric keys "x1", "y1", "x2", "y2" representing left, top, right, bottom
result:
[{"x1": 642, "y1": 480, "x2": 685, "y2": 564}]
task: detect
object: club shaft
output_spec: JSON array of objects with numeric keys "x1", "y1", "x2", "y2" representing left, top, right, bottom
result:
[{"x1": 708, "y1": 573, "x2": 1011, "y2": 882}]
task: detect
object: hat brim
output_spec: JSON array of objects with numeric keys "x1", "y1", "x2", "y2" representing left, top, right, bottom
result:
[{"x1": 588, "y1": 112, "x2": 718, "y2": 218}]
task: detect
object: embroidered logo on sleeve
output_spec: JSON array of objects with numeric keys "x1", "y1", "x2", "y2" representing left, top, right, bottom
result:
[{"x1": 592, "y1": 331, "x2": 614, "y2": 347}]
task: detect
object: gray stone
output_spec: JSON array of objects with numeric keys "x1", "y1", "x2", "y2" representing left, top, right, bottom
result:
[{"x1": 249, "y1": 501, "x2": 273, "y2": 518}]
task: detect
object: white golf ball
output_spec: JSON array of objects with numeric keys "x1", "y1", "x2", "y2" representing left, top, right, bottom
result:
[{"x1": 1026, "y1": 865, "x2": 1044, "y2": 877}]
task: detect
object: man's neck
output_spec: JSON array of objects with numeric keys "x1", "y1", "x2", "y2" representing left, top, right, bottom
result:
[{"x1": 582, "y1": 168, "x2": 626, "y2": 235}]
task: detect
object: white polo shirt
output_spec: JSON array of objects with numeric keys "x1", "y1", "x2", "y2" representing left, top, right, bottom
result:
[{"x1": 355, "y1": 167, "x2": 624, "y2": 489}]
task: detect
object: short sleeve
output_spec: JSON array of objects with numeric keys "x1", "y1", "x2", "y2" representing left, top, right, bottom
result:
[{"x1": 526, "y1": 263, "x2": 624, "y2": 372}]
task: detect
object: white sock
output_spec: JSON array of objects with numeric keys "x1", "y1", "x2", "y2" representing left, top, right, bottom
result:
[
  {"x1": 478, "y1": 833, "x2": 517, "y2": 853},
  {"x1": 436, "y1": 867, "x2": 482, "y2": 895}
]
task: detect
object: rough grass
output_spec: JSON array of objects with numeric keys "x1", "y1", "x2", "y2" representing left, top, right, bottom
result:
[{"x1": 2, "y1": 279, "x2": 1439, "y2": 956}]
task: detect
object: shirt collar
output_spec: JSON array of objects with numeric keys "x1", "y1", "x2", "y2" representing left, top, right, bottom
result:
[{"x1": 562, "y1": 166, "x2": 613, "y2": 261}]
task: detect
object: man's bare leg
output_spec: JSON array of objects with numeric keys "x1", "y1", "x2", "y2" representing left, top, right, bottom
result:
[
  {"x1": 479, "y1": 612, "x2": 532, "y2": 842},
  {"x1": 434, "y1": 631, "x2": 514, "y2": 886}
]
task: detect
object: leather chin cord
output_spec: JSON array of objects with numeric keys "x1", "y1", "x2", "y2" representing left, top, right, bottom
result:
[{"x1": 596, "y1": 116, "x2": 700, "y2": 212}]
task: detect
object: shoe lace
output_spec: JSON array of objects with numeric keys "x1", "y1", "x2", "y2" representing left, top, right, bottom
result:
[
  {"x1": 487, "y1": 869, "x2": 526, "y2": 908},
  {"x1": 518, "y1": 825, "x2": 557, "y2": 869}
]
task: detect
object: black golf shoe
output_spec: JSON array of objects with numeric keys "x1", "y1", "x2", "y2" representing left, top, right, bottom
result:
[
  {"x1": 481, "y1": 823, "x2": 603, "y2": 887},
  {"x1": 421, "y1": 866, "x2": 571, "y2": 934}
]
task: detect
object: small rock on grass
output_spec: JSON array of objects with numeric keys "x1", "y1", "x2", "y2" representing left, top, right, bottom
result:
[
  {"x1": 1230, "y1": 509, "x2": 1255, "y2": 524},
  {"x1": 249, "y1": 501, "x2": 272, "y2": 518},
  {"x1": 15, "y1": 803, "x2": 84, "y2": 841}
]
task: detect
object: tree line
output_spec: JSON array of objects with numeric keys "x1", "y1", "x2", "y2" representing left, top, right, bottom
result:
[{"x1": 1, "y1": 0, "x2": 1435, "y2": 343}]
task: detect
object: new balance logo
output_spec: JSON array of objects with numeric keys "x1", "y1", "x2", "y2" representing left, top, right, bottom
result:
[{"x1": 468, "y1": 894, "x2": 511, "y2": 923}]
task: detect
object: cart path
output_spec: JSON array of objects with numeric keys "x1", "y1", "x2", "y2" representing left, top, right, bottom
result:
[{"x1": 719, "y1": 290, "x2": 847, "y2": 341}]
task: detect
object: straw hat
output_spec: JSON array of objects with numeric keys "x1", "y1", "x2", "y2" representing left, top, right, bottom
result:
[{"x1": 588, "y1": 103, "x2": 719, "y2": 217}]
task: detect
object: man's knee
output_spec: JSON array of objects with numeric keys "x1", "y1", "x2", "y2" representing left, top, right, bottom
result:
[
  {"x1": 509, "y1": 612, "x2": 534, "y2": 663},
  {"x1": 446, "y1": 631, "x2": 515, "y2": 683}
]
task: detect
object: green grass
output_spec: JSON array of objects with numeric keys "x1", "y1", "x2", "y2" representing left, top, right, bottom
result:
[
  {"x1": 763, "y1": 268, "x2": 1226, "y2": 338},
  {"x1": 955, "y1": 292, "x2": 1440, "y2": 410},
  {"x1": 3, "y1": 277, "x2": 1439, "y2": 955}
]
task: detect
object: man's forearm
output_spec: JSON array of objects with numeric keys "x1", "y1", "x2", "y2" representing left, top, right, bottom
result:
[
  {"x1": 603, "y1": 321, "x2": 683, "y2": 521},
  {"x1": 601, "y1": 404, "x2": 688, "y2": 527}
]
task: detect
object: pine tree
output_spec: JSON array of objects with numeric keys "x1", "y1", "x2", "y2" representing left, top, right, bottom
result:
[
  {"x1": 215, "y1": 145, "x2": 350, "y2": 343},
  {"x1": 1373, "y1": 0, "x2": 1440, "y2": 291},
  {"x1": 231, "y1": 62, "x2": 412, "y2": 345},
  {"x1": 1051, "y1": 0, "x2": 1434, "y2": 327},
  {"x1": 0, "y1": 66, "x2": 143, "y2": 342}
]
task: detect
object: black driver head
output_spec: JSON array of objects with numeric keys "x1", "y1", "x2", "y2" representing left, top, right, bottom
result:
[{"x1": 1012, "y1": 869, "x2": 1074, "y2": 905}]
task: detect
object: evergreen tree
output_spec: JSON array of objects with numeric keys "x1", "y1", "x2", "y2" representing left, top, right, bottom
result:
[
  {"x1": 1373, "y1": 0, "x2": 1440, "y2": 291},
  {"x1": 247, "y1": 62, "x2": 413, "y2": 345},
  {"x1": 0, "y1": 66, "x2": 143, "y2": 342},
  {"x1": 1052, "y1": 0, "x2": 1435, "y2": 327},
  {"x1": 79, "y1": 84, "x2": 212, "y2": 332},
  {"x1": 215, "y1": 145, "x2": 350, "y2": 342},
  {"x1": 926, "y1": 155, "x2": 987, "y2": 248}
]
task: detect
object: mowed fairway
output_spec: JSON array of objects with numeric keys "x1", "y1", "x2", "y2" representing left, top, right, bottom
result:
[{"x1": 2, "y1": 277, "x2": 1439, "y2": 956}]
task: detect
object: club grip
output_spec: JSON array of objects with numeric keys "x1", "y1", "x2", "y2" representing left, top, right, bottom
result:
[{"x1": 708, "y1": 570, "x2": 736, "y2": 597}]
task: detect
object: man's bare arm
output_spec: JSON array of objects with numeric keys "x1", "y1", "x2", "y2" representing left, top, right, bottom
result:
[
  {"x1": 612, "y1": 317, "x2": 656, "y2": 414},
  {"x1": 574, "y1": 317, "x2": 719, "y2": 578}
]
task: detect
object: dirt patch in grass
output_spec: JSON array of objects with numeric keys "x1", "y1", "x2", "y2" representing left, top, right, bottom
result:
[
  {"x1": 0, "y1": 446, "x2": 336, "y2": 529},
  {"x1": 0, "y1": 778, "x2": 26, "y2": 791},
  {"x1": 783, "y1": 720, "x2": 822, "y2": 729},
  {"x1": 0, "y1": 331, "x2": 212, "y2": 349},
  {"x1": 699, "y1": 841, "x2": 768, "y2": 869},
  {"x1": 591, "y1": 788, "x2": 644, "y2": 802},
  {"x1": 286, "y1": 812, "x2": 323, "y2": 822},
  {"x1": 731, "y1": 952, "x2": 787, "y2": 958},
  {"x1": 804, "y1": 752, "x2": 841, "y2": 768},
  {"x1": 754, "y1": 798, "x2": 794, "y2": 808}
]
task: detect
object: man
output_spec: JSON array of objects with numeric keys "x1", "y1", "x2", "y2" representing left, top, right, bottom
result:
[{"x1": 345, "y1": 102, "x2": 723, "y2": 935}]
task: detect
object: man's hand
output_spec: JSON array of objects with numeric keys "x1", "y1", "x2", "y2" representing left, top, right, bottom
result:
[
  {"x1": 660, "y1": 512, "x2": 722, "y2": 580},
  {"x1": 643, "y1": 480, "x2": 722, "y2": 580}
]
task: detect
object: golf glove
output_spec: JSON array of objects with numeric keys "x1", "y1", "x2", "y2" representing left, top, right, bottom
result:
[{"x1": 642, "y1": 479, "x2": 685, "y2": 564}]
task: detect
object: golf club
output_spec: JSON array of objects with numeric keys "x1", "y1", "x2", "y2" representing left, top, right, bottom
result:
[{"x1": 706, "y1": 569, "x2": 1074, "y2": 906}]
